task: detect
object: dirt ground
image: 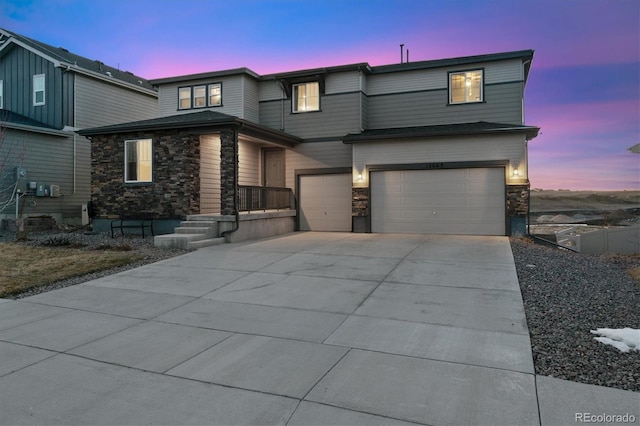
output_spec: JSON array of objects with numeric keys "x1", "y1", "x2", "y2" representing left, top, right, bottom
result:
[{"x1": 528, "y1": 190, "x2": 639, "y2": 241}]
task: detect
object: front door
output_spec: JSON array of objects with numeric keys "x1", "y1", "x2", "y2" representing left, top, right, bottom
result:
[{"x1": 264, "y1": 149, "x2": 285, "y2": 187}]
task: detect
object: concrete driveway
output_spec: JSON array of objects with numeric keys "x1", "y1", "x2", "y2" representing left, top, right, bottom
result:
[{"x1": 0, "y1": 232, "x2": 637, "y2": 425}]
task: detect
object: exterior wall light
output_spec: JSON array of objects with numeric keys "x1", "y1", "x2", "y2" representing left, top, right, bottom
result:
[
  {"x1": 357, "y1": 173, "x2": 364, "y2": 181},
  {"x1": 513, "y1": 169, "x2": 519, "y2": 177}
]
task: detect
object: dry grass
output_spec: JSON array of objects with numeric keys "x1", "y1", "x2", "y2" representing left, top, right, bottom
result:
[{"x1": 0, "y1": 243, "x2": 142, "y2": 297}]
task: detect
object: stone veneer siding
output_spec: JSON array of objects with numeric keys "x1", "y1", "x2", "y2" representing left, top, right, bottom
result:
[
  {"x1": 219, "y1": 129, "x2": 238, "y2": 216},
  {"x1": 506, "y1": 183, "x2": 530, "y2": 217},
  {"x1": 91, "y1": 130, "x2": 201, "y2": 219},
  {"x1": 352, "y1": 187, "x2": 369, "y2": 217}
]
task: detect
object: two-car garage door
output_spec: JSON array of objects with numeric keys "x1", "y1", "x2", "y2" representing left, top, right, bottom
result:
[{"x1": 370, "y1": 168, "x2": 505, "y2": 235}]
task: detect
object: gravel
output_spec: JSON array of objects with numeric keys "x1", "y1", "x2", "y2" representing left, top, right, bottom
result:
[
  {"x1": 0, "y1": 228, "x2": 188, "y2": 299},
  {"x1": 2, "y1": 229, "x2": 638, "y2": 391},
  {"x1": 511, "y1": 237, "x2": 640, "y2": 392}
]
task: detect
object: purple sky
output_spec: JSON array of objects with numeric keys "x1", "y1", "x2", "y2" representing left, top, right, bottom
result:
[{"x1": 2, "y1": 0, "x2": 639, "y2": 190}]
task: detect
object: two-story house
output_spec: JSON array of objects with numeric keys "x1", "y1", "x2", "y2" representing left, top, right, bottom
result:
[
  {"x1": 0, "y1": 28, "x2": 157, "y2": 228},
  {"x1": 80, "y1": 50, "x2": 539, "y2": 246}
]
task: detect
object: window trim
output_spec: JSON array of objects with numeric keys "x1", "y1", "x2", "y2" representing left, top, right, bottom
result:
[
  {"x1": 177, "y1": 82, "x2": 223, "y2": 110},
  {"x1": 207, "y1": 83, "x2": 222, "y2": 107},
  {"x1": 0, "y1": 80, "x2": 3, "y2": 109},
  {"x1": 448, "y1": 68, "x2": 484, "y2": 105},
  {"x1": 124, "y1": 139, "x2": 153, "y2": 184},
  {"x1": 292, "y1": 81, "x2": 321, "y2": 113},
  {"x1": 33, "y1": 74, "x2": 45, "y2": 106},
  {"x1": 178, "y1": 86, "x2": 192, "y2": 110}
]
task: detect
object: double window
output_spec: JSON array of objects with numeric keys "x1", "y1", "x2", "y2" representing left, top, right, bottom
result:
[
  {"x1": 178, "y1": 83, "x2": 222, "y2": 110},
  {"x1": 292, "y1": 82, "x2": 320, "y2": 113},
  {"x1": 449, "y1": 70, "x2": 483, "y2": 104},
  {"x1": 33, "y1": 74, "x2": 45, "y2": 106},
  {"x1": 124, "y1": 139, "x2": 153, "y2": 183}
]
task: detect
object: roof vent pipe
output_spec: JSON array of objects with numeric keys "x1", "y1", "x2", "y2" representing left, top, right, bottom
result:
[
  {"x1": 400, "y1": 44, "x2": 404, "y2": 64},
  {"x1": 406, "y1": 49, "x2": 409, "y2": 63}
]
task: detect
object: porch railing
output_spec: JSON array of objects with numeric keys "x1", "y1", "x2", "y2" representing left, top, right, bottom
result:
[{"x1": 238, "y1": 186, "x2": 293, "y2": 212}]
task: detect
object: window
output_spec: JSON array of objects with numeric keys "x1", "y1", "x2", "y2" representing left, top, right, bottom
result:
[
  {"x1": 292, "y1": 82, "x2": 320, "y2": 113},
  {"x1": 193, "y1": 85, "x2": 206, "y2": 108},
  {"x1": 178, "y1": 87, "x2": 191, "y2": 109},
  {"x1": 124, "y1": 139, "x2": 152, "y2": 183},
  {"x1": 178, "y1": 82, "x2": 222, "y2": 110},
  {"x1": 208, "y1": 83, "x2": 221, "y2": 106},
  {"x1": 449, "y1": 70, "x2": 483, "y2": 104},
  {"x1": 0, "y1": 80, "x2": 3, "y2": 109},
  {"x1": 33, "y1": 74, "x2": 45, "y2": 106}
]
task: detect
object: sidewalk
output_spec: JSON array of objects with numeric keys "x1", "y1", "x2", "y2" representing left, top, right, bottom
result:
[{"x1": 0, "y1": 232, "x2": 637, "y2": 425}]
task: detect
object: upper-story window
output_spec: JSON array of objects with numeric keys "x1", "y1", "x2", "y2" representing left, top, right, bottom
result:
[
  {"x1": 124, "y1": 139, "x2": 153, "y2": 183},
  {"x1": 292, "y1": 82, "x2": 320, "y2": 113},
  {"x1": 33, "y1": 74, "x2": 45, "y2": 106},
  {"x1": 178, "y1": 83, "x2": 222, "y2": 110},
  {"x1": 449, "y1": 70, "x2": 483, "y2": 104}
]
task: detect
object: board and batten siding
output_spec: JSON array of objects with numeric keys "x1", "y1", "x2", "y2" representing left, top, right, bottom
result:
[
  {"x1": 367, "y1": 82, "x2": 524, "y2": 129},
  {"x1": 200, "y1": 134, "x2": 221, "y2": 214},
  {"x1": 0, "y1": 45, "x2": 73, "y2": 128},
  {"x1": 158, "y1": 74, "x2": 258, "y2": 120},
  {"x1": 1, "y1": 128, "x2": 90, "y2": 220},
  {"x1": 285, "y1": 140, "x2": 352, "y2": 191},
  {"x1": 75, "y1": 75, "x2": 157, "y2": 129},
  {"x1": 353, "y1": 134, "x2": 527, "y2": 183}
]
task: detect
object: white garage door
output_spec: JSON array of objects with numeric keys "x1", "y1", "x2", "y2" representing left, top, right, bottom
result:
[
  {"x1": 371, "y1": 168, "x2": 505, "y2": 235},
  {"x1": 299, "y1": 174, "x2": 352, "y2": 231}
]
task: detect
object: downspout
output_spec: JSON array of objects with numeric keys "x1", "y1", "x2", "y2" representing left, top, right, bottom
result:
[
  {"x1": 73, "y1": 72, "x2": 77, "y2": 194},
  {"x1": 220, "y1": 127, "x2": 240, "y2": 241}
]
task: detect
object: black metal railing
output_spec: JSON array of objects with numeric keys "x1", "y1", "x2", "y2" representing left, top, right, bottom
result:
[{"x1": 238, "y1": 186, "x2": 293, "y2": 212}]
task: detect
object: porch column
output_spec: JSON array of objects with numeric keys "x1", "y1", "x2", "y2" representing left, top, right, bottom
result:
[{"x1": 220, "y1": 129, "x2": 238, "y2": 216}]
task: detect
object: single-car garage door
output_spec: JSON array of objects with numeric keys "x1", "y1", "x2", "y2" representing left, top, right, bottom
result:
[
  {"x1": 371, "y1": 168, "x2": 505, "y2": 235},
  {"x1": 299, "y1": 174, "x2": 352, "y2": 231}
]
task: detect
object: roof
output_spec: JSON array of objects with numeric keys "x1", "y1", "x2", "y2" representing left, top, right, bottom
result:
[
  {"x1": 77, "y1": 110, "x2": 302, "y2": 147},
  {"x1": 0, "y1": 28, "x2": 155, "y2": 91},
  {"x1": 343, "y1": 122, "x2": 540, "y2": 143},
  {"x1": 148, "y1": 50, "x2": 535, "y2": 86},
  {"x1": 1, "y1": 110, "x2": 69, "y2": 136}
]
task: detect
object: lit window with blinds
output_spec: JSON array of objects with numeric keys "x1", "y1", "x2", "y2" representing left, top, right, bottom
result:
[
  {"x1": 449, "y1": 70, "x2": 483, "y2": 104},
  {"x1": 292, "y1": 82, "x2": 320, "y2": 112},
  {"x1": 125, "y1": 139, "x2": 153, "y2": 183}
]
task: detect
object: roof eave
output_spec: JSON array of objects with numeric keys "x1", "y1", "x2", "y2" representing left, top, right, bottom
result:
[{"x1": 343, "y1": 125, "x2": 540, "y2": 144}]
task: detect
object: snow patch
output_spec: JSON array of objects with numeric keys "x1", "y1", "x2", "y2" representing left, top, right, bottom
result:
[{"x1": 590, "y1": 328, "x2": 640, "y2": 353}]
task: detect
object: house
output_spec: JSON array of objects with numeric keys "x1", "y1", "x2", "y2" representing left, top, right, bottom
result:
[
  {"x1": 0, "y1": 28, "x2": 157, "y2": 229},
  {"x1": 79, "y1": 50, "x2": 539, "y2": 247}
]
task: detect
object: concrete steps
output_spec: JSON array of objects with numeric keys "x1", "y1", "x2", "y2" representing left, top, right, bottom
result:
[{"x1": 154, "y1": 219, "x2": 224, "y2": 250}]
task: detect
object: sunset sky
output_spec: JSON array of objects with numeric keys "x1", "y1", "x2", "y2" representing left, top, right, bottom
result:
[{"x1": 2, "y1": 0, "x2": 638, "y2": 190}]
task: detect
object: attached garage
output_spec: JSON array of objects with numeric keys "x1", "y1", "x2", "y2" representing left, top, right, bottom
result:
[
  {"x1": 370, "y1": 167, "x2": 505, "y2": 235},
  {"x1": 299, "y1": 173, "x2": 352, "y2": 231}
]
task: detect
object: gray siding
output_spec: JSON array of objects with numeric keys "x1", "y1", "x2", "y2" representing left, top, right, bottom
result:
[
  {"x1": 75, "y1": 75, "x2": 157, "y2": 128},
  {"x1": 158, "y1": 74, "x2": 257, "y2": 120},
  {"x1": 325, "y1": 70, "x2": 361, "y2": 94},
  {"x1": 242, "y1": 78, "x2": 260, "y2": 123},
  {"x1": 285, "y1": 141, "x2": 352, "y2": 191},
  {"x1": 0, "y1": 45, "x2": 73, "y2": 128},
  {"x1": 260, "y1": 92, "x2": 362, "y2": 139},
  {"x1": 367, "y1": 82, "x2": 524, "y2": 129},
  {"x1": 352, "y1": 133, "x2": 528, "y2": 184},
  {"x1": 1, "y1": 128, "x2": 90, "y2": 220}
]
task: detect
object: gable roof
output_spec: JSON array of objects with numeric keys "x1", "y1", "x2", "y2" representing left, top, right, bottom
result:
[
  {"x1": 78, "y1": 110, "x2": 302, "y2": 147},
  {"x1": 343, "y1": 121, "x2": 540, "y2": 143},
  {"x1": 0, "y1": 28, "x2": 156, "y2": 93}
]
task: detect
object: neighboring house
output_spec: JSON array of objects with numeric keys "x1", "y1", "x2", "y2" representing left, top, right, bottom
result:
[
  {"x1": 80, "y1": 50, "x2": 539, "y2": 244},
  {"x1": 0, "y1": 28, "x2": 157, "y2": 227}
]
